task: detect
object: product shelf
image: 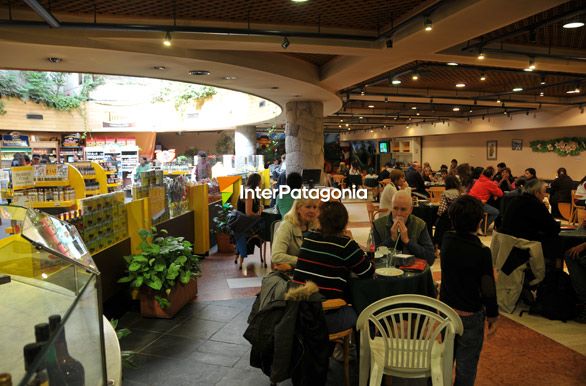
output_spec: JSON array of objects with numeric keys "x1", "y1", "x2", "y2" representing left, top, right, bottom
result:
[
  {"x1": 30, "y1": 200, "x2": 75, "y2": 208},
  {"x1": 34, "y1": 180, "x2": 70, "y2": 187}
]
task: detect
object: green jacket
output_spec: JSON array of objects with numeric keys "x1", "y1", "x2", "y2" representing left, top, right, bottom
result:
[{"x1": 372, "y1": 213, "x2": 435, "y2": 265}]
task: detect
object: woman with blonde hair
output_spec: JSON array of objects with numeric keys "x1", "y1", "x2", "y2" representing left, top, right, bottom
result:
[{"x1": 271, "y1": 198, "x2": 320, "y2": 271}]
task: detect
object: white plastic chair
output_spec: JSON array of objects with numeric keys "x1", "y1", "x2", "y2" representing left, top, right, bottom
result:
[{"x1": 356, "y1": 294, "x2": 463, "y2": 386}]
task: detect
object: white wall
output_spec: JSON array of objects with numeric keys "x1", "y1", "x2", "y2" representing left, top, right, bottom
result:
[{"x1": 422, "y1": 126, "x2": 586, "y2": 180}]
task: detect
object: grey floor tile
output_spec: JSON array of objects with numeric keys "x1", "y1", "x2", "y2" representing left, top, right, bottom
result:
[
  {"x1": 197, "y1": 340, "x2": 250, "y2": 357},
  {"x1": 167, "y1": 317, "x2": 225, "y2": 340},
  {"x1": 193, "y1": 304, "x2": 243, "y2": 323},
  {"x1": 184, "y1": 349, "x2": 241, "y2": 367},
  {"x1": 215, "y1": 367, "x2": 273, "y2": 386},
  {"x1": 116, "y1": 312, "x2": 141, "y2": 329},
  {"x1": 120, "y1": 330, "x2": 163, "y2": 352},
  {"x1": 140, "y1": 334, "x2": 203, "y2": 358},
  {"x1": 210, "y1": 321, "x2": 250, "y2": 345},
  {"x1": 131, "y1": 316, "x2": 183, "y2": 333}
]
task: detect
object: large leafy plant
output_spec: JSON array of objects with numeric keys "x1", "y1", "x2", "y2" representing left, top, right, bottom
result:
[
  {"x1": 118, "y1": 227, "x2": 201, "y2": 308},
  {"x1": 212, "y1": 202, "x2": 234, "y2": 235}
]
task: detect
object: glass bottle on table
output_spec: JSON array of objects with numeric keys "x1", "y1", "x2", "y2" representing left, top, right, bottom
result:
[{"x1": 366, "y1": 229, "x2": 375, "y2": 262}]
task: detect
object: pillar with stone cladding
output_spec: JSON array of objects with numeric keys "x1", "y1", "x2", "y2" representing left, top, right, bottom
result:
[
  {"x1": 234, "y1": 125, "x2": 256, "y2": 157},
  {"x1": 285, "y1": 101, "x2": 324, "y2": 179}
]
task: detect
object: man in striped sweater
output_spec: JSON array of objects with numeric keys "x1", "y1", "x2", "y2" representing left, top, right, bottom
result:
[{"x1": 293, "y1": 201, "x2": 374, "y2": 332}]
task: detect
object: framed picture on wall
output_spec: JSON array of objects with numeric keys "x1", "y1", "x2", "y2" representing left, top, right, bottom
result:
[
  {"x1": 486, "y1": 140, "x2": 497, "y2": 160},
  {"x1": 512, "y1": 139, "x2": 523, "y2": 151}
]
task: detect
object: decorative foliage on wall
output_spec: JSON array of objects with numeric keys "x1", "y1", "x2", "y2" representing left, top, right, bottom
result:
[
  {"x1": 0, "y1": 100, "x2": 5, "y2": 115},
  {"x1": 529, "y1": 137, "x2": 586, "y2": 156},
  {"x1": 152, "y1": 84, "x2": 217, "y2": 112},
  {"x1": 0, "y1": 71, "x2": 104, "y2": 112}
]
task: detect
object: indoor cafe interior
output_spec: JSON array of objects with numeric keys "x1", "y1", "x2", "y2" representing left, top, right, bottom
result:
[{"x1": 0, "y1": 1, "x2": 585, "y2": 385}]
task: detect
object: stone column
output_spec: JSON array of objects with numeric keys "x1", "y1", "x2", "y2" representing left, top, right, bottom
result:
[
  {"x1": 234, "y1": 125, "x2": 256, "y2": 157},
  {"x1": 285, "y1": 101, "x2": 324, "y2": 177}
]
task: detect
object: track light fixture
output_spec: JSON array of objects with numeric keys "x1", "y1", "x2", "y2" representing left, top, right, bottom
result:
[
  {"x1": 411, "y1": 72, "x2": 419, "y2": 81},
  {"x1": 163, "y1": 31, "x2": 172, "y2": 47},
  {"x1": 480, "y1": 73, "x2": 486, "y2": 81},
  {"x1": 524, "y1": 58, "x2": 536, "y2": 72},
  {"x1": 424, "y1": 18, "x2": 432, "y2": 32},
  {"x1": 477, "y1": 48, "x2": 485, "y2": 60},
  {"x1": 386, "y1": 39, "x2": 393, "y2": 48},
  {"x1": 281, "y1": 36, "x2": 290, "y2": 49},
  {"x1": 540, "y1": 75, "x2": 546, "y2": 85}
]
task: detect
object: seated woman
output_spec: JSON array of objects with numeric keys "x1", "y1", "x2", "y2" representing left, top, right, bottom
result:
[
  {"x1": 500, "y1": 179, "x2": 561, "y2": 268},
  {"x1": 498, "y1": 168, "x2": 516, "y2": 193},
  {"x1": 422, "y1": 165, "x2": 435, "y2": 183},
  {"x1": 550, "y1": 167, "x2": 574, "y2": 219},
  {"x1": 379, "y1": 169, "x2": 411, "y2": 210},
  {"x1": 234, "y1": 173, "x2": 264, "y2": 269},
  {"x1": 293, "y1": 201, "x2": 374, "y2": 333},
  {"x1": 271, "y1": 198, "x2": 320, "y2": 271}
]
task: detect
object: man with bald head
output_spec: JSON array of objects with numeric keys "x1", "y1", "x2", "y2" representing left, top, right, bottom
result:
[{"x1": 372, "y1": 190, "x2": 435, "y2": 265}]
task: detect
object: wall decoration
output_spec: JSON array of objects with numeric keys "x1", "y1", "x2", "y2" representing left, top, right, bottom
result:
[
  {"x1": 512, "y1": 139, "x2": 523, "y2": 151},
  {"x1": 529, "y1": 137, "x2": 586, "y2": 156},
  {"x1": 486, "y1": 140, "x2": 497, "y2": 160}
]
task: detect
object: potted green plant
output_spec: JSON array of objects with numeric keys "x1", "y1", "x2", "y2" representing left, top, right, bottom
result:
[
  {"x1": 118, "y1": 227, "x2": 201, "y2": 318},
  {"x1": 212, "y1": 202, "x2": 235, "y2": 253}
]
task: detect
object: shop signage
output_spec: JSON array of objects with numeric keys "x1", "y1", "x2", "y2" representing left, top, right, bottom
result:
[
  {"x1": 62, "y1": 134, "x2": 81, "y2": 147},
  {"x1": 2, "y1": 134, "x2": 30, "y2": 147},
  {"x1": 11, "y1": 166, "x2": 34, "y2": 190},
  {"x1": 102, "y1": 122, "x2": 136, "y2": 128}
]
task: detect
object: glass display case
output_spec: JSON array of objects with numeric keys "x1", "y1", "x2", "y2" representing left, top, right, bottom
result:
[{"x1": 0, "y1": 205, "x2": 107, "y2": 385}]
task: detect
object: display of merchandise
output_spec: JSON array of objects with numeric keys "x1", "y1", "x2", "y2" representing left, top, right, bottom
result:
[
  {"x1": 84, "y1": 145, "x2": 139, "y2": 173},
  {"x1": 70, "y1": 162, "x2": 105, "y2": 197},
  {"x1": 132, "y1": 170, "x2": 168, "y2": 223},
  {"x1": 165, "y1": 175, "x2": 189, "y2": 218},
  {"x1": 12, "y1": 188, "x2": 76, "y2": 207},
  {"x1": 0, "y1": 148, "x2": 33, "y2": 168},
  {"x1": 62, "y1": 191, "x2": 128, "y2": 253},
  {"x1": 99, "y1": 161, "x2": 122, "y2": 192},
  {"x1": 31, "y1": 141, "x2": 59, "y2": 164},
  {"x1": 33, "y1": 165, "x2": 68, "y2": 182}
]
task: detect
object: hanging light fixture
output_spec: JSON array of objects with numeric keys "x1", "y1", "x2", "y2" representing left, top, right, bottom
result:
[
  {"x1": 480, "y1": 73, "x2": 487, "y2": 81},
  {"x1": 424, "y1": 18, "x2": 433, "y2": 31},
  {"x1": 163, "y1": 31, "x2": 172, "y2": 47},
  {"x1": 477, "y1": 48, "x2": 485, "y2": 60},
  {"x1": 412, "y1": 72, "x2": 420, "y2": 81},
  {"x1": 563, "y1": 21, "x2": 584, "y2": 29},
  {"x1": 524, "y1": 58, "x2": 536, "y2": 71}
]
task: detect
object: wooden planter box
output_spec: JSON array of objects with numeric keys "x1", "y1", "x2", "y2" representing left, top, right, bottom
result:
[
  {"x1": 139, "y1": 278, "x2": 198, "y2": 319},
  {"x1": 216, "y1": 232, "x2": 235, "y2": 254}
]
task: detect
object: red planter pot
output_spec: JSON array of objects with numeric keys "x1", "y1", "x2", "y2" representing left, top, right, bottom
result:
[{"x1": 139, "y1": 278, "x2": 198, "y2": 318}]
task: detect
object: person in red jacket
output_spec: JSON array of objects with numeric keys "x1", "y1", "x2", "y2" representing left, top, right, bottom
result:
[{"x1": 469, "y1": 166, "x2": 503, "y2": 235}]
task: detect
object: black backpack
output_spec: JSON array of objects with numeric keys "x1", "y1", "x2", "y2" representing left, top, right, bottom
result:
[{"x1": 529, "y1": 270, "x2": 577, "y2": 322}]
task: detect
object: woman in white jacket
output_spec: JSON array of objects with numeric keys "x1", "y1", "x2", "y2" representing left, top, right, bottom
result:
[
  {"x1": 271, "y1": 198, "x2": 320, "y2": 271},
  {"x1": 379, "y1": 169, "x2": 411, "y2": 210}
]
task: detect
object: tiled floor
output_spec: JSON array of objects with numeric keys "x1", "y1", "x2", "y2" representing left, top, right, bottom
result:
[{"x1": 119, "y1": 298, "x2": 352, "y2": 386}]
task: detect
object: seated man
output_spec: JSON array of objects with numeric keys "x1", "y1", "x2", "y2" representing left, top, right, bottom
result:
[{"x1": 372, "y1": 190, "x2": 435, "y2": 265}]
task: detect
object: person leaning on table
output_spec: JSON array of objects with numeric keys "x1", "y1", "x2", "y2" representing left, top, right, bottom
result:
[
  {"x1": 271, "y1": 198, "x2": 320, "y2": 271},
  {"x1": 372, "y1": 190, "x2": 435, "y2": 265}
]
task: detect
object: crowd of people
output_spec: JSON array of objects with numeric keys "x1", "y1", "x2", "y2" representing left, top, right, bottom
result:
[{"x1": 240, "y1": 155, "x2": 585, "y2": 385}]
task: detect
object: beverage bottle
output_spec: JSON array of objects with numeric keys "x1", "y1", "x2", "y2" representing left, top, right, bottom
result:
[
  {"x1": 0, "y1": 373, "x2": 12, "y2": 386},
  {"x1": 35, "y1": 323, "x2": 64, "y2": 385},
  {"x1": 23, "y1": 343, "x2": 50, "y2": 386},
  {"x1": 48, "y1": 315, "x2": 85, "y2": 386},
  {"x1": 366, "y1": 229, "x2": 375, "y2": 262}
]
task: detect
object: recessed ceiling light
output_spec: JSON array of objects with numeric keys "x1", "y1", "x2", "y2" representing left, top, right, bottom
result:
[
  {"x1": 223, "y1": 76, "x2": 237, "y2": 80},
  {"x1": 480, "y1": 73, "x2": 487, "y2": 81},
  {"x1": 539, "y1": 92, "x2": 544, "y2": 96},
  {"x1": 456, "y1": 83, "x2": 466, "y2": 88},
  {"x1": 452, "y1": 107, "x2": 460, "y2": 112},
  {"x1": 345, "y1": 123, "x2": 349, "y2": 127},
  {"x1": 563, "y1": 21, "x2": 584, "y2": 29},
  {"x1": 47, "y1": 57, "x2": 63, "y2": 63},
  {"x1": 153, "y1": 66, "x2": 166, "y2": 70},
  {"x1": 412, "y1": 73, "x2": 420, "y2": 81},
  {"x1": 359, "y1": 116, "x2": 363, "y2": 119},
  {"x1": 391, "y1": 79, "x2": 401, "y2": 85},
  {"x1": 513, "y1": 87, "x2": 523, "y2": 92},
  {"x1": 189, "y1": 70, "x2": 210, "y2": 76},
  {"x1": 340, "y1": 119, "x2": 343, "y2": 122},
  {"x1": 368, "y1": 105, "x2": 375, "y2": 108},
  {"x1": 411, "y1": 106, "x2": 417, "y2": 110},
  {"x1": 447, "y1": 62, "x2": 459, "y2": 66},
  {"x1": 416, "y1": 112, "x2": 420, "y2": 116},
  {"x1": 496, "y1": 99, "x2": 501, "y2": 103}
]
